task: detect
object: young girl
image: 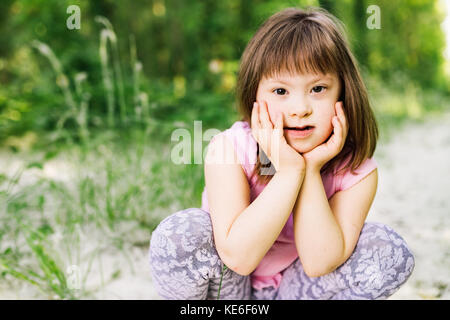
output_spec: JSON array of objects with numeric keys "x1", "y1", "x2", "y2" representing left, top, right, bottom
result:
[{"x1": 149, "y1": 7, "x2": 414, "y2": 300}]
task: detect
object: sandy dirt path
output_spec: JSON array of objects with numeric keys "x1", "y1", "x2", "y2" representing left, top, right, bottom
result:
[{"x1": 368, "y1": 111, "x2": 450, "y2": 299}]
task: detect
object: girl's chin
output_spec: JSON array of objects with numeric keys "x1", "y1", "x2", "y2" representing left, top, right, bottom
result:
[
  {"x1": 289, "y1": 142, "x2": 315, "y2": 154},
  {"x1": 287, "y1": 133, "x2": 331, "y2": 154}
]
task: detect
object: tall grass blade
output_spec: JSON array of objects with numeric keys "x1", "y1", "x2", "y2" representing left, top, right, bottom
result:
[
  {"x1": 99, "y1": 29, "x2": 116, "y2": 127},
  {"x1": 96, "y1": 16, "x2": 127, "y2": 124}
]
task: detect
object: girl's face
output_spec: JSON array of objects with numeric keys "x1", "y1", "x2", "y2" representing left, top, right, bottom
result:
[{"x1": 256, "y1": 71, "x2": 342, "y2": 153}]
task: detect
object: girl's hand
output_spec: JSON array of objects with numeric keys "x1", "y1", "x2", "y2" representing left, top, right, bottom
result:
[
  {"x1": 251, "y1": 100, "x2": 306, "y2": 173},
  {"x1": 302, "y1": 101, "x2": 348, "y2": 172}
]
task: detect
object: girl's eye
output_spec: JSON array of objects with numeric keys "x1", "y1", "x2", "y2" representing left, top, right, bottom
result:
[
  {"x1": 311, "y1": 85, "x2": 327, "y2": 94},
  {"x1": 273, "y1": 88, "x2": 287, "y2": 95}
]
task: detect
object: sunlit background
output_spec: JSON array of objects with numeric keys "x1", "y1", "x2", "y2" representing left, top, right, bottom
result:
[{"x1": 0, "y1": 0, "x2": 449, "y2": 300}]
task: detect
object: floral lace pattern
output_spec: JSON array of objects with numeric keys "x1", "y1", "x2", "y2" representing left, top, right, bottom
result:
[
  {"x1": 149, "y1": 208, "x2": 414, "y2": 300},
  {"x1": 277, "y1": 222, "x2": 415, "y2": 299}
]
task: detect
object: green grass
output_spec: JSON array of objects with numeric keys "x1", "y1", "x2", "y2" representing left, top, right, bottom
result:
[{"x1": 0, "y1": 116, "x2": 217, "y2": 298}]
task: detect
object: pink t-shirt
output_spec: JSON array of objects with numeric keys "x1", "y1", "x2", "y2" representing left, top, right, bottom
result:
[{"x1": 201, "y1": 120, "x2": 377, "y2": 290}]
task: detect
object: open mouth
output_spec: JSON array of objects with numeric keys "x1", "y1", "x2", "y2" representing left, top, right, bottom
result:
[
  {"x1": 284, "y1": 126, "x2": 314, "y2": 131},
  {"x1": 283, "y1": 125, "x2": 315, "y2": 138}
]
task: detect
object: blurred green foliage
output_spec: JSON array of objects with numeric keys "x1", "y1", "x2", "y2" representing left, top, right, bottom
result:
[{"x1": 0, "y1": 0, "x2": 449, "y2": 145}]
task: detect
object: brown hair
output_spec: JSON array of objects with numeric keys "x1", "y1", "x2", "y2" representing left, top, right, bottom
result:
[{"x1": 235, "y1": 6, "x2": 378, "y2": 186}]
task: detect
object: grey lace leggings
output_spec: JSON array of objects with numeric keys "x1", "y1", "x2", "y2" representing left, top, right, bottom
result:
[{"x1": 148, "y1": 208, "x2": 415, "y2": 300}]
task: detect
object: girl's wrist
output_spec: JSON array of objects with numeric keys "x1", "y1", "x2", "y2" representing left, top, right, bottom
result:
[
  {"x1": 277, "y1": 166, "x2": 306, "y2": 176},
  {"x1": 276, "y1": 167, "x2": 306, "y2": 184},
  {"x1": 305, "y1": 164, "x2": 322, "y2": 176}
]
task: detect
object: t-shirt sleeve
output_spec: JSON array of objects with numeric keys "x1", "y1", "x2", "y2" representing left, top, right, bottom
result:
[
  {"x1": 201, "y1": 121, "x2": 256, "y2": 212},
  {"x1": 223, "y1": 121, "x2": 257, "y2": 178},
  {"x1": 337, "y1": 157, "x2": 378, "y2": 192}
]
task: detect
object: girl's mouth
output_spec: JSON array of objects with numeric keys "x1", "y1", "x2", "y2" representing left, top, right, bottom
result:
[
  {"x1": 284, "y1": 126, "x2": 315, "y2": 138},
  {"x1": 284, "y1": 126, "x2": 314, "y2": 131}
]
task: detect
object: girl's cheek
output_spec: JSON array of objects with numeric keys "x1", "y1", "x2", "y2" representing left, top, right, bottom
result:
[
  {"x1": 269, "y1": 110, "x2": 282, "y2": 124},
  {"x1": 323, "y1": 104, "x2": 337, "y2": 124}
]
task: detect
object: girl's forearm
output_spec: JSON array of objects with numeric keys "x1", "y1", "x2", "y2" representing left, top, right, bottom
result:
[
  {"x1": 225, "y1": 168, "x2": 305, "y2": 276},
  {"x1": 293, "y1": 169, "x2": 345, "y2": 277}
]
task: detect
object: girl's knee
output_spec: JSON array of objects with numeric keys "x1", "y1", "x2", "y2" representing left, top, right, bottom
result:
[
  {"x1": 148, "y1": 208, "x2": 222, "y2": 299},
  {"x1": 358, "y1": 222, "x2": 415, "y2": 269},
  {"x1": 346, "y1": 222, "x2": 415, "y2": 298},
  {"x1": 149, "y1": 208, "x2": 214, "y2": 259}
]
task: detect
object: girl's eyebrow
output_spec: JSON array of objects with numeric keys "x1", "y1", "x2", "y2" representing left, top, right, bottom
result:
[{"x1": 268, "y1": 75, "x2": 333, "y2": 85}]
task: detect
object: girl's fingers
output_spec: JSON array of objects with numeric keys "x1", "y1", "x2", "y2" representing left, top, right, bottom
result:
[
  {"x1": 255, "y1": 101, "x2": 270, "y2": 156},
  {"x1": 259, "y1": 101, "x2": 273, "y2": 129},
  {"x1": 327, "y1": 116, "x2": 339, "y2": 148},
  {"x1": 336, "y1": 102, "x2": 347, "y2": 134},
  {"x1": 332, "y1": 115, "x2": 346, "y2": 154},
  {"x1": 275, "y1": 113, "x2": 286, "y2": 142},
  {"x1": 252, "y1": 100, "x2": 287, "y2": 163},
  {"x1": 270, "y1": 114, "x2": 282, "y2": 165},
  {"x1": 333, "y1": 116, "x2": 341, "y2": 137},
  {"x1": 255, "y1": 102, "x2": 261, "y2": 126},
  {"x1": 256, "y1": 102, "x2": 264, "y2": 126},
  {"x1": 273, "y1": 113, "x2": 281, "y2": 137},
  {"x1": 253, "y1": 101, "x2": 269, "y2": 155}
]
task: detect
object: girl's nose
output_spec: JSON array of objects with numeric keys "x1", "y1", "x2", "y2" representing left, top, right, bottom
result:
[{"x1": 287, "y1": 100, "x2": 312, "y2": 118}]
